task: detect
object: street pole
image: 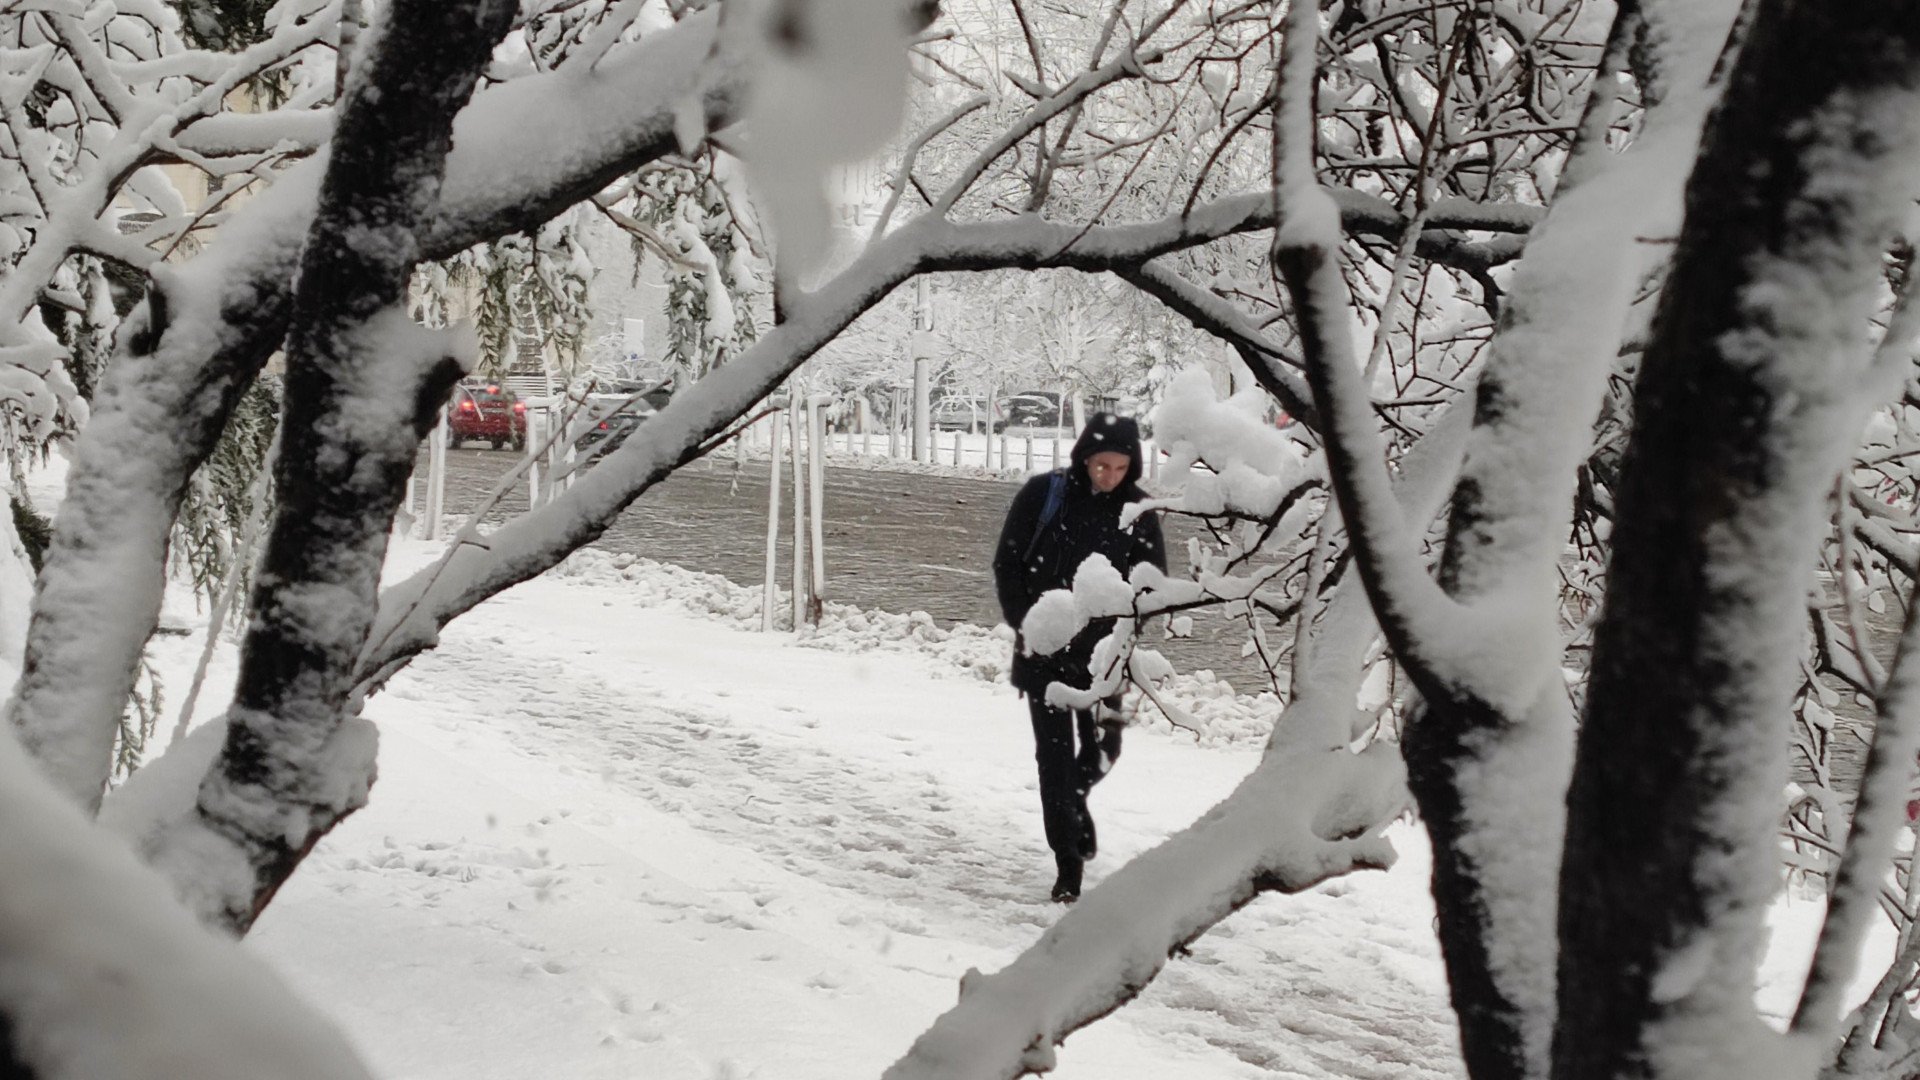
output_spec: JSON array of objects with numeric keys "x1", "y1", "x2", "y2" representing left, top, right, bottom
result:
[
  {"x1": 912, "y1": 356, "x2": 930, "y2": 464},
  {"x1": 912, "y1": 277, "x2": 932, "y2": 463},
  {"x1": 889, "y1": 386, "x2": 902, "y2": 459}
]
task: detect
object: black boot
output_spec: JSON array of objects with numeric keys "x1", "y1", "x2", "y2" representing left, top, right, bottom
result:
[{"x1": 1051, "y1": 852, "x2": 1083, "y2": 903}]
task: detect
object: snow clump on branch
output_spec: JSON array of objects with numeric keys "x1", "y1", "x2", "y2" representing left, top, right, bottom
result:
[
  {"x1": 1019, "y1": 554, "x2": 1135, "y2": 658},
  {"x1": 741, "y1": 0, "x2": 916, "y2": 281},
  {"x1": 1134, "y1": 367, "x2": 1316, "y2": 524}
]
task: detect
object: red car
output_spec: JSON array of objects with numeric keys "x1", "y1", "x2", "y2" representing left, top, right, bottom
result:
[{"x1": 449, "y1": 382, "x2": 527, "y2": 450}]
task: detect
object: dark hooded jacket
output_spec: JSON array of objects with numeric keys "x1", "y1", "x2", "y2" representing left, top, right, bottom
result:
[{"x1": 993, "y1": 413, "x2": 1167, "y2": 697}]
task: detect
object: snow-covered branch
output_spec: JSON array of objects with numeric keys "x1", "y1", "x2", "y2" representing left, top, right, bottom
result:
[
  {"x1": 1267, "y1": 0, "x2": 1462, "y2": 687},
  {"x1": 929, "y1": 41, "x2": 1164, "y2": 218},
  {"x1": 1794, "y1": 585, "x2": 1920, "y2": 1045},
  {"x1": 11, "y1": 4, "x2": 759, "y2": 812},
  {"x1": 1435, "y1": 0, "x2": 1730, "y2": 623},
  {"x1": 1363, "y1": 6, "x2": 1739, "y2": 1075},
  {"x1": 0, "y1": 728, "x2": 375, "y2": 1080},
  {"x1": 352, "y1": 182, "x2": 1514, "y2": 688},
  {"x1": 356, "y1": 214, "x2": 936, "y2": 686},
  {"x1": 171, "y1": 108, "x2": 334, "y2": 159},
  {"x1": 1114, "y1": 260, "x2": 1318, "y2": 432},
  {"x1": 0, "y1": 1, "x2": 343, "y2": 343}
]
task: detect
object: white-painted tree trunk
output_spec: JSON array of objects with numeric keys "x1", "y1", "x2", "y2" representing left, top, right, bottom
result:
[
  {"x1": 788, "y1": 403, "x2": 808, "y2": 631},
  {"x1": 523, "y1": 409, "x2": 544, "y2": 511},
  {"x1": 762, "y1": 411, "x2": 783, "y2": 632},
  {"x1": 425, "y1": 411, "x2": 447, "y2": 539},
  {"x1": 808, "y1": 396, "x2": 827, "y2": 619}
]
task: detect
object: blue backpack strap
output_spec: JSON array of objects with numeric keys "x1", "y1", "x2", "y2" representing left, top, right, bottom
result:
[
  {"x1": 1023, "y1": 469, "x2": 1068, "y2": 562},
  {"x1": 1040, "y1": 469, "x2": 1068, "y2": 526}
]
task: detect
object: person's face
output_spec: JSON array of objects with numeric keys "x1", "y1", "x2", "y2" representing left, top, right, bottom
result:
[{"x1": 1086, "y1": 450, "x2": 1131, "y2": 493}]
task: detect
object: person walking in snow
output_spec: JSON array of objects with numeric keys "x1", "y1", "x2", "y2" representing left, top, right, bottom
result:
[{"x1": 992, "y1": 412, "x2": 1166, "y2": 903}]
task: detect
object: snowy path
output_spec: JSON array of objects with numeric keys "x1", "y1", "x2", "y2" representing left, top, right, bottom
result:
[{"x1": 235, "y1": 548, "x2": 1466, "y2": 1078}]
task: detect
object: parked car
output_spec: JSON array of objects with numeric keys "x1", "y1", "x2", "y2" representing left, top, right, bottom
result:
[
  {"x1": 449, "y1": 381, "x2": 526, "y2": 450},
  {"x1": 1001, "y1": 391, "x2": 1065, "y2": 430},
  {"x1": 598, "y1": 378, "x2": 674, "y2": 412},
  {"x1": 929, "y1": 395, "x2": 990, "y2": 428},
  {"x1": 930, "y1": 396, "x2": 1003, "y2": 432},
  {"x1": 574, "y1": 394, "x2": 654, "y2": 459}
]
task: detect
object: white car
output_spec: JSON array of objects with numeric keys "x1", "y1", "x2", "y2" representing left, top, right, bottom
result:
[{"x1": 930, "y1": 397, "x2": 1002, "y2": 432}]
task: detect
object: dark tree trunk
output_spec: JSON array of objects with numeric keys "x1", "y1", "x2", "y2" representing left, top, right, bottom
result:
[
  {"x1": 0, "y1": 1013, "x2": 32, "y2": 1080},
  {"x1": 191, "y1": 0, "x2": 517, "y2": 933},
  {"x1": 1400, "y1": 692, "x2": 1541, "y2": 1080},
  {"x1": 1558, "y1": 4, "x2": 1920, "y2": 1078}
]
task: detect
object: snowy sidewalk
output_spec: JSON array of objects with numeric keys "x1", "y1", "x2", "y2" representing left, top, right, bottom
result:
[{"x1": 219, "y1": 542, "x2": 1461, "y2": 1080}]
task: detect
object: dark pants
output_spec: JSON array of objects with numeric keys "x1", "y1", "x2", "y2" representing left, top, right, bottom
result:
[{"x1": 1028, "y1": 697, "x2": 1123, "y2": 862}]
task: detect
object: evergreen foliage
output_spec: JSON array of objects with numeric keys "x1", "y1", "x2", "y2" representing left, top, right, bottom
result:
[
  {"x1": 47, "y1": 255, "x2": 118, "y2": 407},
  {"x1": 168, "y1": 0, "x2": 296, "y2": 103},
  {"x1": 628, "y1": 164, "x2": 762, "y2": 388},
  {"x1": 412, "y1": 217, "x2": 594, "y2": 382},
  {"x1": 172, "y1": 375, "x2": 281, "y2": 608},
  {"x1": 9, "y1": 495, "x2": 47, "y2": 574},
  {"x1": 170, "y1": 0, "x2": 279, "y2": 50},
  {"x1": 113, "y1": 655, "x2": 164, "y2": 783}
]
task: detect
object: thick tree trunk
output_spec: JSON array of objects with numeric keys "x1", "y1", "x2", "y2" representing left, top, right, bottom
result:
[
  {"x1": 1559, "y1": 5, "x2": 1920, "y2": 1078},
  {"x1": 180, "y1": 0, "x2": 516, "y2": 932},
  {"x1": 1271, "y1": 5, "x2": 1741, "y2": 1077},
  {"x1": 1402, "y1": 691, "x2": 1568, "y2": 1080}
]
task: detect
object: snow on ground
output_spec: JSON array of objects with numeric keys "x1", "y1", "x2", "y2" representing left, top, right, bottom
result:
[
  {"x1": 133, "y1": 538, "x2": 1459, "y2": 1079},
  {"x1": 110, "y1": 510, "x2": 1892, "y2": 1079}
]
